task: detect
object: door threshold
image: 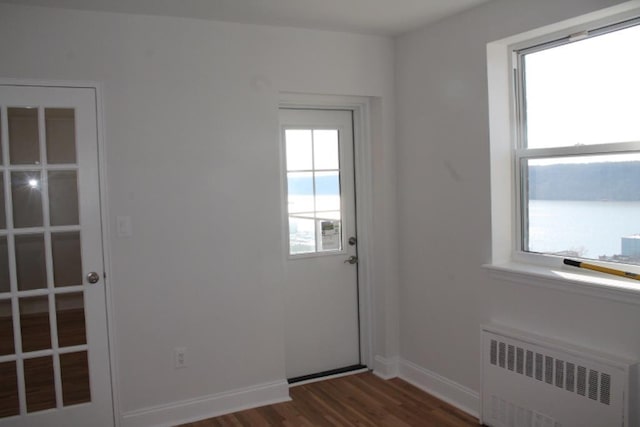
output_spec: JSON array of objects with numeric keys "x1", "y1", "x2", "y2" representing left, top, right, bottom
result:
[{"x1": 288, "y1": 364, "x2": 368, "y2": 387}]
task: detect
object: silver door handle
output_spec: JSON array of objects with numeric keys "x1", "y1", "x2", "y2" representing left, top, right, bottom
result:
[
  {"x1": 344, "y1": 256, "x2": 358, "y2": 265},
  {"x1": 86, "y1": 272, "x2": 100, "y2": 284}
]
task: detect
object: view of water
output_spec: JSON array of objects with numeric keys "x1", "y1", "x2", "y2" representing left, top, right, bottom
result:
[
  {"x1": 287, "y1": 197, "x2": 640, "y2": 261},
  {"x1": 528, "y1": 200, "x2": 640, "y2": 259}
]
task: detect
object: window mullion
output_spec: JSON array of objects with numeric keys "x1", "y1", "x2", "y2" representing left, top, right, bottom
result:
[
  {"x1": 516, "y1": 142, "x2": 640, "y2": 161},
  {"x1": 310, "y1": 130, "x2": 318, "y2": 252}
]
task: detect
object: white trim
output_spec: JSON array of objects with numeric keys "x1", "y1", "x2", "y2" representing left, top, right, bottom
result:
[
  {"x1": 398, "y1": 359, "x2": 480, "y2": 419},
  {"x1": 288, "y1": 367, "x2": 369, "y2": 387},
  {"x1": 0, "y1": 77, "x2": 107, "y2": 90},
  {"x1": 120, "y1": 380, "x2": 290, "y2": 427},
  {"x1": 352, "y1": 99, "x2": 375, "y2": 370},
  {"x1": 94, "y1": 82, "x2": 122, "y2": 427},
  {"x1": 483, "y1": 262, "x2": 640, "y2": 306},
  {"x1": 278, "y1": 92, "x2": 375, "y2": 370},
  {"x1": 372, "y1": 355, "x2": 399, "y2": 380}
]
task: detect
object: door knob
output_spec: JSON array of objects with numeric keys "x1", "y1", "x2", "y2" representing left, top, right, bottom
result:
[
  {"x1": 344, "y1": 256, "x2": 358, "y2": 265},
  {"x1": 86, "y1": 272, "x2": 100, "y2": 284}
]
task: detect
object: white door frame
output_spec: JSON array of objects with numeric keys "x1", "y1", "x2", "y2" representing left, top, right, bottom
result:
[
  {"x1": 0, "y1": 78, "x2": 118, "y2": 426},
  {"x1": 279, "y1": 93, "x2": 375, "y2": 371}
]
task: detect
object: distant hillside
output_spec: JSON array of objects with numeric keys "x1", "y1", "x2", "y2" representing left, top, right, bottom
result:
[
  {"x1": 288, "y1": 174, "x2": 339, "y2": 196},
  {"x1": 529, "y1": 161, "x2": 640, "y2": 201}
]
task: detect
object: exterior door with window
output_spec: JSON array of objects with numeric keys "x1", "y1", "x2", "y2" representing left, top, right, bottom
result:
[
  {"x1": 0, "y1": 84, "x2": 113, "y2": 426},
  {"x1": 280, "y1": 108, "x2": 361, "y2": 380}
]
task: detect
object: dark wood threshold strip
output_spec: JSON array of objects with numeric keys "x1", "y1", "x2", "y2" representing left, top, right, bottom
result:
[{"x1": 287, "y1": 364, "x2": 367, "y2": 384}]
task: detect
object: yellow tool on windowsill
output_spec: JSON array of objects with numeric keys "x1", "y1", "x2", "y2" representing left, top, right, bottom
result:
[{"x1": 563, "y1": 258, "x2": 640, "y2": 281}]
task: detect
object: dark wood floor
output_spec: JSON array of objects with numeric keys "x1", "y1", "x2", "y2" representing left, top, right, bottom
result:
[
  {"x1": 0, "y1": 309, "x2": 90, "y2": 418},
  {"x1": 181, "y1": 372, "x2": 480, "y2": 426}
]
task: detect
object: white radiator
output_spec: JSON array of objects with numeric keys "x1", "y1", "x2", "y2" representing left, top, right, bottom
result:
[{"x1": 481, "y1": 325, "x2": 637, "y2": 427}]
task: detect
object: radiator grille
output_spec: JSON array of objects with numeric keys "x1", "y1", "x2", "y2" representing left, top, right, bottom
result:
[
  {"x1": 490, "y1": 395, "x2": 560, "y2": 427},
  {"x1": 545, "y1": 356, "x2": 553, "y2": 384},
  {"x1": 600, "y1": 373, "x2": 611, "y2": 405},
  {"x1": 555, "y1": 359, "x2": 564, "y2": 388},
  {"x1": 491, "y1": 340, "x2": 498, "y2": 365},
  {"x1": 577, "y1": 366, "x2": 586, "y2": 396},
  {"x1": 588, "y1": 370, "x2": 598, "y2": 401},
  {"x1": 516, "y1": 347, "x2": 524, "y2": 374},
  {"x1": 525, "y1": 350, "x2": 534, "y2": 377},
  {"x1": 489, "y1": 339, "x2": 611, "y2": 406},
  {"x1": 508, "y1": 345, "x2": 515, "y2": 371},
  {"x1": 483, "y1": 328, "x2": 633, "y2": 427},
  {"x1": 566, "y1": 362, "x2": 575, "y2": 392}
]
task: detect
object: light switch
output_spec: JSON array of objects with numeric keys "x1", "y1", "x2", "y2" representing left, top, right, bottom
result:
[{"x1": 116, "y1": 216, "x2": 132, "y2": 237}]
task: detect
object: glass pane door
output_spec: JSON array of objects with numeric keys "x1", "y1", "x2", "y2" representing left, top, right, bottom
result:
[
  {"x1": 0, "y1": 83, "x2": 114, "y2": 426},
  {"x1": 0, "y1": 105, "x2": 92, "y2": 419},
  {"x1": 280, "y1": 108, "x2": 360, "y2": 380}
]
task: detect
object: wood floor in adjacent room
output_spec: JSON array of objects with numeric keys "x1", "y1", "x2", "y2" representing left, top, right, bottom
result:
[{"x1": 180, "y1": 372, "x2": 480, "y2": 426}]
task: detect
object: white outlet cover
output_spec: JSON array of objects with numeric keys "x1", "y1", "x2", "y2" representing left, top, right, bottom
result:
[
  {"x1": 116, "y1": 216, "x2": 132, "y2": 237},
  {"x1": 174, "y1": 347, "x2": 187, "y2": 368}
]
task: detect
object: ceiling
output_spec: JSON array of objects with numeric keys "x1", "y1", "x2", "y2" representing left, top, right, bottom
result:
[{"x1": 0, "y1": 0, "x2": 491, "y2": 36}]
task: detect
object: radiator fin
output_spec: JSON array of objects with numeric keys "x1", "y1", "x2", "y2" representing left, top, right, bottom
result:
[
  {"x1": 566, "y1": 362, "x2": 575, "y2": 392},
  {"x1": 588, "y1": 370, "x2": 598, "y2": 401},
  {"x1": 600, "y1": 373, "x2": 611, "y2": 405},
  {"x1": 555, "y1": 359, "x2": 564, "y2": 388},
  {"x1": 535, "y1": 353, "x2": 543, "y2": 381},
  {"x1": 491, "y1": 340, "x2": 498, "y2": 366},
  {"x1": 525, "y1": 350, "x2": 534, "y2": 378},
  {"x1": 545, "y1": 356, "x2": 554, "y2": 384},
  {"x1": 508, "y1": 345, "x2": 515, "y2": 371},
  {"x1": 516, "y1": 347, "x2": 524, "y2": 375},
  {"x1": 577, "y1": 366, "x2": 587, "y2": 396}
]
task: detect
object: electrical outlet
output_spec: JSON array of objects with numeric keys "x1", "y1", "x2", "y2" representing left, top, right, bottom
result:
[
  {"x1": 116, "y1": 216, "x2": 132, "y2": 237},
  {"x1": 174, "y1": 347, "x2": 187, "y2": 368}
]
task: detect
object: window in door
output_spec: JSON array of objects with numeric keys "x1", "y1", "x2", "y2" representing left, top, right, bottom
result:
[
  {"x1": 284, "y1": 128, "x2": 343, "y2": 255},
  {"x1": 0, "y1": 105, "x2": 90, "y2": 417}
]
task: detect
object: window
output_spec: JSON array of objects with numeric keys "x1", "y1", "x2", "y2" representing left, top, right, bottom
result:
[
  {"x1": 514, "y1": 18, "x2": 640, "y2": 267},
  {"x1": 284, "y1": 128, "x2": 343, "y2": 255}
]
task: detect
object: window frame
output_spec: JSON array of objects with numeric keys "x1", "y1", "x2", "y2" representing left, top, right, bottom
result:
[
  {"x1": 513, "y1": 15, "x2": 640, "y2": 270},
  {"x1": 282, "y1": 125, "x2": 346, "y2": 258},
  {"x1": 487, "y1": 2, "x2": 640, "y2": 285}
]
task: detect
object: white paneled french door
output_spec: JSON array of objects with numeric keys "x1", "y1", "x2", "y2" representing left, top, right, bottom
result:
[{"x1": 0, "y1": 84, "x2": 113, "y2": 426}]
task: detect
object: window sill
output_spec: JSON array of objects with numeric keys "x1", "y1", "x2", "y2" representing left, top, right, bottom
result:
[{"x1": 482, "y1": 261, "x2": 640, "y2": 306}]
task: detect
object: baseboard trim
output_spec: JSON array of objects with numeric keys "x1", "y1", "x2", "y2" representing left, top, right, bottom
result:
[
  {"x1": 372, "y1": 355, "x2": 399, "y2": 380},
  {"x1": 120, "y1": 380, "x2": 290, "y2": 427},
  {"x1": 398, "y1": 359, "x2": 480, "y2": 418}
]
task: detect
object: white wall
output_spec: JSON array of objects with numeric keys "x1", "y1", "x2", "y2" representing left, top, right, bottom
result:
[
  {"x1": 7, "y1": 0, "x2": 638, "y2": 423},
  {"x1": 0, "y1": 4, "x2": 398, "y2": 423},
  {"x1": 395, "y1": 0, "x2": 640, "y2": 415}
]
